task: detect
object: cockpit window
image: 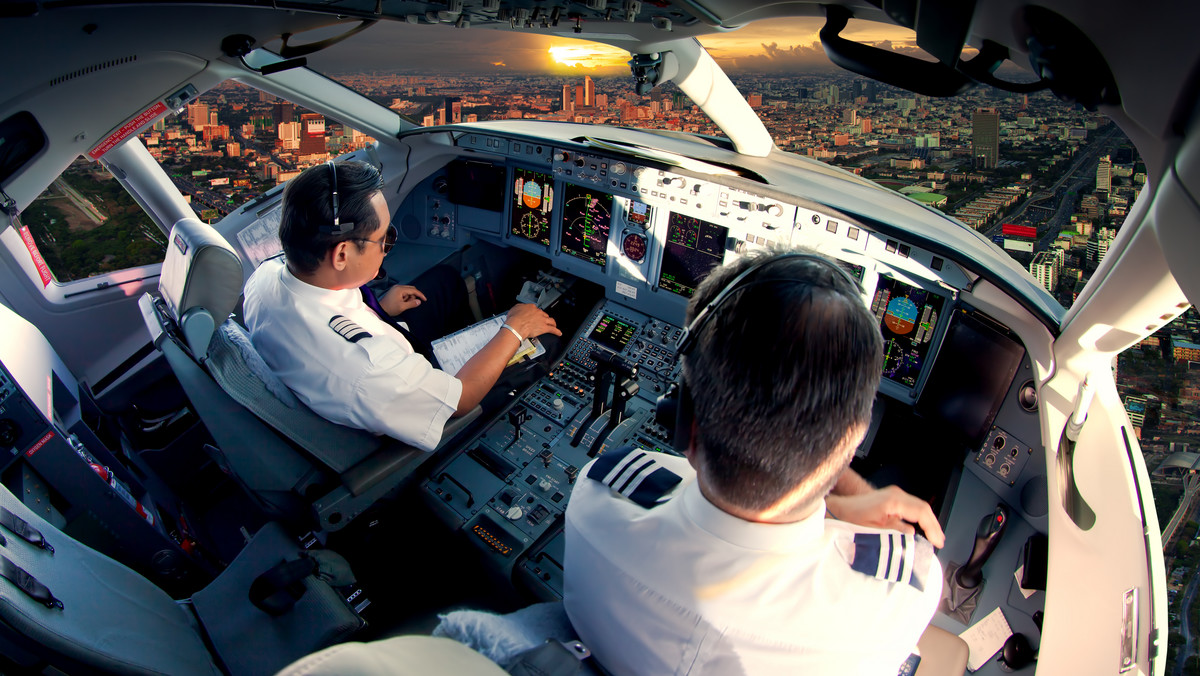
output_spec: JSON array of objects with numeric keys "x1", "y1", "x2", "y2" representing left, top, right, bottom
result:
[
  {"x1": 21, "y1": 157, "x2": 166, "y2": 282},
  {"x1": 138, "y1": 81, "x2": 377, "y2": 218}
]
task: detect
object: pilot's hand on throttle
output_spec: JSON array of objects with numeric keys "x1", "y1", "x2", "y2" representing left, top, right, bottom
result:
[
  {"x1": 504, "y1": 303, "x2": 562, "y2": 341},
  {"x1": 826, "y1": 485, "x2": 946, "y2": 548},
  {"x1": 380, "y1": 285, "x2": 427, "y2": 315}
]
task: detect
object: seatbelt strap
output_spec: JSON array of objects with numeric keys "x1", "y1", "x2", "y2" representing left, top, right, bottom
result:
[
  {"x1": 359, "y1": 285, "x2": 435, "y2": 360},
  {"x1": 0, "y1": 555, "x2": 63, "y2": 609},
  {"x1": 464, "y1": 274, "x2": 484, "y2": 323},
  {"x1": 249, "y1": 556, "x2": 317, "y2": 616},
  {"x1": 0, "y1": 508, "x2": 53, "y2": 554}
]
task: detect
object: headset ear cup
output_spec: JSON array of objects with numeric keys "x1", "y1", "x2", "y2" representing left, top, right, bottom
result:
[{"x1": 655, "y1": 380, "x2": 693, "y2": 453}]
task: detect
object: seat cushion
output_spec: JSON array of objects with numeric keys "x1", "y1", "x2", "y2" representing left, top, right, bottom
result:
[{"x1": 191, "y1": 522, "x2": 363, "y2": 676}]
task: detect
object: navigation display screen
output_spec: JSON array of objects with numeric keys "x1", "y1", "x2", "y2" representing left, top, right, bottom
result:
[
  {"x1": 560, "y1": 184, "x2": 613, "y2": 266},
  {"x1": 659, "y1": 212, "x2": 728, "y2": 298},
  {"x1": 589, "y1": 314, "x2": 636, "y2": 352},
  {"x1": 511, "y1": 168, "x2": 553, "y2": 246},
  {"x1": 869, "y1": 276, "x2": 945, "y2": 388}
]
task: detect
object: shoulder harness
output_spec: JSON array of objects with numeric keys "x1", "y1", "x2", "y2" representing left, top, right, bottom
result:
[
  {"x1": 329, "y1": 315, "x2": 371, "y2": 343},
  {"x1": 586, "y1": 447, "x2": 682, "y2": 509},
  {"x1": 847, "y1": 532, "x2": 933, "y2": 592}
]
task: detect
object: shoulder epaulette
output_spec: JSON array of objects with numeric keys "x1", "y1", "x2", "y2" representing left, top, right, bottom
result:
[
  {"x1": 848, "y1": 532, "x2": 933, "y2": 592},
  {"x1": 587, "y1": 447, "x2": 682, "y2": 508},
  {"x1": 329, "y1": 315, "x2": 371, "y2": 343}
]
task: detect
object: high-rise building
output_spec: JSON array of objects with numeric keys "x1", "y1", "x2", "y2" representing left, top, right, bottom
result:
[
  {"x1": 1096, "y1": 155, "x2": 1112, "y2": 200},
  {"x1": 575, "y1": 85, "x2": 586, "y2": 108},
  {"x1": 584, "y1": 76, "x2": 595, "y2": 107},
  {"x1": 299, "y1": 113, "x2": 326, "y2": 156},
  {"x1": 748, "y1": 93, "x2": 763, "y2": 107},
  {"x1": 562, "y1": 84, "x2": 573, "y2": 112},
  {"x1": 272, "y1": 101, "x2": 294, "y2": 127},
  {"x1": 827, "y1": 85, "x2": 840, "y2": 106},
  {"x1": 278, "y1": 121, "x2": 300, "y2": 150},
  {"x1": 226, "y1": 142, "x2": 240, "y2": 158},
  {"x1": 446, "y1": 97, "x2": 462, "y2": 124},
  {"x1": 595, "y1": 93, "x2": 608, "y2": 109},
  {"x1": 843, "y1": 109, "x2": 857, "y2": 125},
  {"x1": 972, "y1": 108, "x2": 1000, "y2": 169},
  {"x1": 1030, "y1": 251, "x2": 1059, "y2": 293},
  {"x1": 186, "y1": 103, "x2": 209, "y2": 131},
  {"x1": 860, "y1": 117, "x2": 872, "y2": 134}
]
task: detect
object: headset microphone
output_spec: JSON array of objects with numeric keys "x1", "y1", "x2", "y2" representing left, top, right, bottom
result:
[{"x1": 318, "y1": 160, "x2": 355, "y2": 236}]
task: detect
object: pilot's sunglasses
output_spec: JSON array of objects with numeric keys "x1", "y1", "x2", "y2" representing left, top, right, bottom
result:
[{"x1": 355, "y1": 224, "x2": 398, "y2": 254}]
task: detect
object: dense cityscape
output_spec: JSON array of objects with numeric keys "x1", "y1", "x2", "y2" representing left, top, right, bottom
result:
[{"x1": 24, "y1": 67, "x2": 1200, "y2": 672}]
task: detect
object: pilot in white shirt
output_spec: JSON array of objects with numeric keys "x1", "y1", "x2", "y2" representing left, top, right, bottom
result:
[
  {"x1": 563, "y1": 250, "x2": 945, "y2": 675},
  {"x1": 243, "y1": 160, "x2": 559, "y2": 450}
]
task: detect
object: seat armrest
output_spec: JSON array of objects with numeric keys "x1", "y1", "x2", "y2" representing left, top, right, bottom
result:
[
  {"x1": 914, "y1": 625, "x2": 969, "y2": 676},
  {"x1": 340, "y1": 407, "x2": 482, "y2": 497}
]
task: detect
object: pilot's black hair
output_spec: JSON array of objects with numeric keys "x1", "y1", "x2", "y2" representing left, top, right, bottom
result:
[
  {"x1": 682, "y1": 249, "x2": 883, "y2": 514},
  {"x1": 278, "y1": 160, "x2": 386, "y2": 275}
]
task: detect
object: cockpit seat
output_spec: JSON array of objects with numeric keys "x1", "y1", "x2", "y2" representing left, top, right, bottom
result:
[
  {"x1": 275, "y1": 636, "x2": 510, "y2": 676},
  {"x1": 0, "y1": 482, "x2": 361, "y2": 675},
  {"x1": 138, "y1": 217, "x2": 479, "y2": 531}
]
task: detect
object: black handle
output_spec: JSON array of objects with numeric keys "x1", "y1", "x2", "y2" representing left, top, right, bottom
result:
[{"x1": 955, "y1": 504, "x2": 1009, "y2": 589}]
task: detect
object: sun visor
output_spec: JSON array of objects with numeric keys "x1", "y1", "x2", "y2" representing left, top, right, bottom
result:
[{"x1": 0, "y1": 111, "x2": 47, "y2": 193}]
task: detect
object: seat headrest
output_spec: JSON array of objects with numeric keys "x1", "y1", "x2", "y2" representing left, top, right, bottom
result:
[{"x1": 159, "y1": 218, "x2": 243, "y2": 353}]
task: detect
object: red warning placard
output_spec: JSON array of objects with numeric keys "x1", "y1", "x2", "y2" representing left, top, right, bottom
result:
[
  {"x1": 88, "y1": 100, "x2": 168, "y2": 160},
  {"x1": 18, "y1": 226, "x2": 53, "y2": 287}
]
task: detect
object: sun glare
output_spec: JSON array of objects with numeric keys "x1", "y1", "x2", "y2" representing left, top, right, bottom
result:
[{"x1": 548, "y1": 43, "x2": 630, "y2": 69}]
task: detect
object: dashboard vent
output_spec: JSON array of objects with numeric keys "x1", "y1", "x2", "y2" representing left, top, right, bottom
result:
[{"x1": 50, "y1": 55, "x2": 137, "y2": 87}]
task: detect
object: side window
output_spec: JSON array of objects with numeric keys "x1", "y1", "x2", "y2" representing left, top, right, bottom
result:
[
  {"x1": 21, "y1": 156, "x2": 166, "y2": 283},
  {"x1": 138, "y1": 81, "x2": 377, "y2": 222}
]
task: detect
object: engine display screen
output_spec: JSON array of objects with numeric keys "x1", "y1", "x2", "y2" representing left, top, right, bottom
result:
[
  {"x1": 589, "y1": 314, "x2": 636, "y2": 353},
  {"x1": 510, "y1": 168, "x2": 553, "y2": 246},
  {"x1": 560, "y1": 184, "x2": 613, "y2": 266},
  {"x1": 658, "y1": 212, "x2": 728, "y2": 298},
  {"x1": 870, "y1": 276, "x2": 945, "y2": 388}
]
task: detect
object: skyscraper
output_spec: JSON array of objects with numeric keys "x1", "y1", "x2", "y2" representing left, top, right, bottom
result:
[
  {"x1": 562, "y1": 84, "x2": 573, "y2": 112},
  {"x1": 1096, "y1": 155, "x2": 1112, "y2": 200},
  {"x1": 584, "y1": 76, "x2": 595, "y2": 107},
  {"x1": 186, "y1": 103, "x2": 209, "y2": 131},
  {"x1": 1030, "y1": 251, "x2": 1059, "y2": 293},
  {"x1": 272, "y1": 101, "x2": 294, "y2": 127},
  {"x1": 972, "y1": 108, "x2": 1000, "y2": 169},
  {"x1": 298, "y1": 113, "x2": 326, "y2": 156}
]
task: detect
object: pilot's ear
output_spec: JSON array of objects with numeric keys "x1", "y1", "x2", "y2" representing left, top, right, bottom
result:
[{"x1": 329, "y1": 241, "x2": 351, "y2": 271}]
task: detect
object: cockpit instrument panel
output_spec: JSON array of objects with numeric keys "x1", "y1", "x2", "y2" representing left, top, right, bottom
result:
[
  {"x1": 624, "y1": 199, "x2": 651, "y2": 229},
  {"x1": 560, "y1": 184, "x2": 613, "y2": 267},
  {"x1": 588, "y1": 313, "x2": 637, "y2": 353},
  {"x1": 511, "y1": 168, "x2": 553, "y2": 246},
  {"x1": 870, "y1": 276, "x2": 945, "y2": 389},
  {"x1": 658, "y1": 212, "x2": 729, "y2": 298}
]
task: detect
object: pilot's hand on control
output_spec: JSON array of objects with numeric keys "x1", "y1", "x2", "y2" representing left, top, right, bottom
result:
[
  {"x1": 826, "y1": 485, "x2": 946, "y2": 548},
  {"x1": 380, "y1": 285, "x2": 427, "y2": 315},
  {"x1": 504, "y1": 303, "x2": 562, "y2": 340}
]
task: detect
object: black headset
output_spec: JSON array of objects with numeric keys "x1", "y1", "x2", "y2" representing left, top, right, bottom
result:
[
  {"x1": 318, "y1": 160, "x2": 355, "y2": 236},
  {"x1": 654, "y1": 251, "x2": 863, "y2": 452}
]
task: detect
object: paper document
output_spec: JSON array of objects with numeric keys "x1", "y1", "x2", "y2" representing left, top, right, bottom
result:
[
  {"x1": 959, "y1": 606, "x2": 1013, "y2": 671},
  {"x1": 432, "y1": 315, "x2": 544, "y2": 376}
]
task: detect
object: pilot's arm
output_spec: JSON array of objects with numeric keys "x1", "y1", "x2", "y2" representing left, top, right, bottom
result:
[{"x1": 452, "y1": 303, "x2": 561, "y2": 416}]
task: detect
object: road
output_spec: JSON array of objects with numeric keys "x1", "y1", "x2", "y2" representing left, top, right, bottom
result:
[
  {"x1": 1175, "y1": 568, "x2": 1199, "y2": 676},
  {"x1": 53, "y1": 177, "x2": 106, "y2": 224},
  {"x1": 1164, "y1": 474, "x2": 1200, "y2": 546},
  {"x1": 984, "y1": 125, "x2": 1122, "y2": 241}
]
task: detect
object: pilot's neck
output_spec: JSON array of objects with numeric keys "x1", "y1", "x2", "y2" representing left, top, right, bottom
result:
[{"x1": 694, "y1": 477, "x2": 822, "y2": 525}]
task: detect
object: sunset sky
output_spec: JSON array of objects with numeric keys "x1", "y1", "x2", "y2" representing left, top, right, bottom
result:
[{"x1": 299, "y1": 17, "x2": 925, "y2": 75}]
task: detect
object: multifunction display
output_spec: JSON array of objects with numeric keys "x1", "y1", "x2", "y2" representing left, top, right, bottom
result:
[
  {"x1": 511, "y1": 168, "x2": 554, "y2": 246},
  {"x1": 870, "y1": 276, "x2": 944, "y2": 388},
  {"x1": 625, "y1": 199, "x2": 651, "y2": 227},
  {"x1": 560, "y1": 184, "x2": 613, "y2": 266},
  {"x1": 658, "y1": 212, "x2": 729, "y2": 298},
  {"x1": 588, "y1": 314, "x2": 636, "y2": 352}
]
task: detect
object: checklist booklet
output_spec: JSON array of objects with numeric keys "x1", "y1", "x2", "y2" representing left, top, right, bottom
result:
[{"x1": 431, "y1": 315, "x2": 544, "y2": 376}]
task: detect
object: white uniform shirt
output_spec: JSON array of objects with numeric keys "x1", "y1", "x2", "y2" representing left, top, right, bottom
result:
[
  {"x1": 242, "y1": 257, "x2": 462, "y2": 451},
  {"x1": 564, "y1": 449, "x2": 942, "y2": 676}
]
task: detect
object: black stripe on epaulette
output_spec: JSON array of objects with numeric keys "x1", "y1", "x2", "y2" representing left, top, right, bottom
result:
[
  {"x1": 329, "y1": 315, "x2": 371, "y2": 343},
  {"x1": 849, "y1": 532, "x2": 931, "y2": 592},
  {"x1": 586, "y1": 446, "x2": 681, "y2": 508}
]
